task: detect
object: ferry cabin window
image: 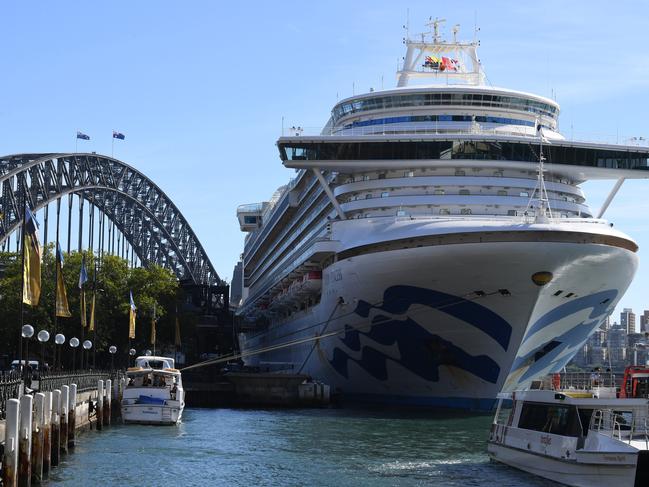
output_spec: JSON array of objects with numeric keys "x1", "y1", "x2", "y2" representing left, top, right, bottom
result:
[
  {"x1": 518, "y1": 403, "x2": 582, "y2": 437},
  {"x1": 244, "y1": 216, "x2": 258, "y2": 224}
]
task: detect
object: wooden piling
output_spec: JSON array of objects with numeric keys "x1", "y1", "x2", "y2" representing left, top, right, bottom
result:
[
  {"x1": 116, "y1": 378, "x2": 125, "y2": 420},
  {"x1": 18, "y1": 394, "x2": 33, "y2": 487},
  {"x1": 68, "y1": 384, "x2": 77, "y2": 449},
  {"x1": 31, "y1": 393, "x2": 45, "y2": 485},
  {"x1": 3, "y1": 398, "x2": 20, "y2": 487},
  {"x1": 50, "y1": 390, "x2": 60, "y2": 468},
  {"x1": 42, "y1": 392, "x2": 52, "y2": 477},
  {"x1": 96, "y1": 380, "x2": 104, "y2": 431},
  {"x1": 103, "y1": 379, "x2": 112, "y2": 426},
  {"x1": 60, "y1": 386, "x2": 68, "y2": 456}
]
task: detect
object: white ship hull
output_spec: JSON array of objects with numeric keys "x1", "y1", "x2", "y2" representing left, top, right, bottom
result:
[
  {"x1": 121, "y1": 400, "x2": 184, "y2": 425},
  {"x1": 487, "y1": 442, "x2": 637, "y2": 487},
  {"x1": 241, "y1": 224, "x2": 637, "y2": 410}
]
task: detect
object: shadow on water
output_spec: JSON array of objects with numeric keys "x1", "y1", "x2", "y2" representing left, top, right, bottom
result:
[{"x1": 47, "y1": 407, "x2": 559, "y2": 487}]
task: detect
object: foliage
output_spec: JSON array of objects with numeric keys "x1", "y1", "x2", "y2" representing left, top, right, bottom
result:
[{"x1": 0, "y1": 247, "x2": 180, "y2": 367}]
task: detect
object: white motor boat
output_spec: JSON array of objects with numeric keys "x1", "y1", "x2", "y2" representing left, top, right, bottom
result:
[
  {"x1": 121, "y1": 356, "x2": 185, "y2": 425},
  {"x1": 488, "y1": 367, "x2": 649, "y2": 486}
]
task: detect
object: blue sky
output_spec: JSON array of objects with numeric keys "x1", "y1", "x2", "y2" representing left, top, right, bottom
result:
[{"x1": 3, "y1": 1, "x2": 649, "y2": 325}]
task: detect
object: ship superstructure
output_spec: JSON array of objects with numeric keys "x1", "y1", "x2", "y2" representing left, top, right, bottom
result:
[{"x1": 233, "y1": 20, "x2": 649, "y2": 410}]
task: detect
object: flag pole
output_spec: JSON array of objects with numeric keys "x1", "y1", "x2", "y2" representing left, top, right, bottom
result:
[
  {"x1": 54, "y1": 198, "x2": 61, "y2": 358},
  {"x1": 111, "y1": 132, "x2": 114, "y2": 158},
  {"x1": 18, "y1": 188, "x2": 26, "y2": 366},
  {"x1": 75, "y1": 132, "x2": 78, "y2": 154}
]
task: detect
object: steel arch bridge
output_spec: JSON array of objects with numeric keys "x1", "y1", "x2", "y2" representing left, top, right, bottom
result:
[{"x1": 0, "y1": 153, "x2": 222, "y2": 286}]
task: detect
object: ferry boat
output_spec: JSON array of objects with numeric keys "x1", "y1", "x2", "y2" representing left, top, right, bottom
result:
[
  {"x1": 121, "y1": 356, "x2": 185, "y2": 425},
  {"x1": 232, "y1": 19, "x2": 649, "y2": 410},
  {"x1": 488, "y1": 367, "x2": 649, "y2": 486}
]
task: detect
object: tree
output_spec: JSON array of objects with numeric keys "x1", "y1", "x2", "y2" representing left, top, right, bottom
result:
[{"x1": 0, "y1": 248, "x2": 180, "y2": 368}]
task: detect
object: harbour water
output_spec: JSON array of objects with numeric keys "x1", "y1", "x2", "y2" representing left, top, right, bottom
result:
[{"x1": 48, "y1": 408, "x2": 556, "y2": 486}]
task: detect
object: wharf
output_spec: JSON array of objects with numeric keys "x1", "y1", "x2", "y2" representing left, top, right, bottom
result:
[{"x1": 0, "y1": 373, "x2": 121, "y2": 485}]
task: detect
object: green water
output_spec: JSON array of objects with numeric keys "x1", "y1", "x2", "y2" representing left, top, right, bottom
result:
[{"x1": 48, "y1": 408, "x2": 556, "y2": 486}]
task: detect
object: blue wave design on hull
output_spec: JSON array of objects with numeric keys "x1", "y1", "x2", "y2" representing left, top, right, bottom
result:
[
  {"x1": 511, "y1": 289, "x2": 617, "y2": 382},
  {"x1": 328, "y1": 286, "x2": 513, "y2": 385}
]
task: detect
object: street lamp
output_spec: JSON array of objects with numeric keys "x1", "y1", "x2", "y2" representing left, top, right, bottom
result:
[
  {"x1": 70, "y1": 337, "x2": 79, "y2": 371},
  {"x1": 37, "y1": 330, "x2": 50, "y2": 371},
  {"x1": 144, "y1": 350, "x2": 152, "y2": 357},
  {"x1": 54, "y1": 334, "x2": 65, "y2": 370},
  {"x1": 109, "y1": 345, "x2": 117, "y2": 370},
  {"x1": 83, "y1": 340, "x2": 92, "y2": 370},
  {"x1": 21, "y1": 324, "x2": 34, "y2": 368},
  {"x1": 129, "y1": 348, "x2": 136, "y2": 367}
]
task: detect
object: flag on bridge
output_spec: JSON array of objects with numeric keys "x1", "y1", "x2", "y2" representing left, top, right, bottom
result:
[
  {"x1": 112, "y1": 131, "x2": 125, "y2": 140},
  {"x1": 129, "y1": 291, "x2": 137, "y2": 339},
  {"x1": 76, "y1": 131, "x2": 90, "y2": 140},
  {"x1": 22, "y1": 206, "x2": 42, "y2": 306},
  {"x1": 79, "y1": 255, "x2": 88, "y2": 327},
  {"x1": 55, "y1": 243, "x2": 71, "y2": 317}
]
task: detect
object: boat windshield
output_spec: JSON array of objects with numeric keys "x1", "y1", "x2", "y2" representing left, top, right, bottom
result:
[
  {"x1": 127, "y1": 372, "x2": 174, "y2": 388},
  {"x1": 518, "y1": 402, "x2": 583, "y2": 437}
]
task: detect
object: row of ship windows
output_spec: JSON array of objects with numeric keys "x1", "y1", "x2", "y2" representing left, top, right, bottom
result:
[
  {"x1": 349, "y1": 208, "x2": 582, "y2": 218},
  {"x1": 332, "y1": 93, "x2": 558, "y2": 122},
  {"x1": 346, "y1": 190, "x2": 578, "y2": 201},
  {"x1": 342, "y1": 115, "x2": 546, "y2": 129},
  {"x1": 343, "y1": 170, "x2": 572, "y2": 184},
  {"x1": 281, "y1": 141, "x2": 649, "y2": 168}
]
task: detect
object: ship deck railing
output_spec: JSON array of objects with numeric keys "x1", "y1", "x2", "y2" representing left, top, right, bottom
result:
[{"x1": 281, "y1": 125, "x2": 649, "y2": 147}]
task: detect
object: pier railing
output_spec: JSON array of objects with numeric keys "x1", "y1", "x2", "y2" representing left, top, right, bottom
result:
[
  {"x1": 37, "y1": 370, "x2": 124, "y2": 394},
  {"x1": 0, "y1": 370, "x2": 23, "y2": 419}
]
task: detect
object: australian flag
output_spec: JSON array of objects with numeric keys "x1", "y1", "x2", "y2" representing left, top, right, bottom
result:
[
  {"x1": 76, "y1": 131, "x2": 90, "y2": 140},
  {"x1": 113, "y1": 131, "x2": 125, "y2": 140}
]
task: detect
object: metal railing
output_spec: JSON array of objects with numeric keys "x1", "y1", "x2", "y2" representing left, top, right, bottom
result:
[
  {"x1": 589, "y1": 409, "x2": 649, "y2": 448},
  {"x1": 0, "y1": 370, "x2": 22, "y2": 419},
  {"x1": 280, "y1": 125, "x2": 649, "y2": 147},
  {"x1": 37, "y1": 370, "x2": 124, "y2": 393}
]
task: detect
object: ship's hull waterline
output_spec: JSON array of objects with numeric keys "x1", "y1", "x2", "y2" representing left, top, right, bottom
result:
[{"x1": 241, "y1": 236, "x2": 637, "y2": 410}]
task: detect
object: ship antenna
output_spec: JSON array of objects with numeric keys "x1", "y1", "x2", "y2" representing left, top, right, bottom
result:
[
  {"x1": 524, "y1": 120, "x2": 554, "y2": 222},
  {"x1": 535, "y1": 121, "x2": 553, "y2": 222}
]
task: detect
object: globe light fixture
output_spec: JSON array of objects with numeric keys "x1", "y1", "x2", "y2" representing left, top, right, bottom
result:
[
  {"x1": 22, "y1": 324, "x2": 34, "y2": 338},
  {"x1": 109, "y1": 346, "x2": 117, "y2": 354},
  {"x1": 70, "y1": 337, "x2": 80, "y2": 348},
  {"x1": 37, "y1": 330, "x2": 50, "y2": 343},
  {"x1": 83, "y1": 340, "x2": 92, "y2": 350},
  {"x1": 55, "y1": 333, "x2": 66, "y2": 345}
]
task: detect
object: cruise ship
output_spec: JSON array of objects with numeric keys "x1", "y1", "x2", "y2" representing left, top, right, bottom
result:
[{"x1": 232, "y1": 20, "x2": 649, "y2": 410}]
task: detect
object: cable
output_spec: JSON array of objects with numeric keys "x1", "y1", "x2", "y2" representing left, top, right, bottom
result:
[{"x1": 181, "y1": 288, "x2": 503, "y2": 372}]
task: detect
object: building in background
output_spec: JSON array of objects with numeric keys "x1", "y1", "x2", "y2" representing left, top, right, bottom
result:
[
  {"x1": 627, "y1": 333, "x2": 649, "y2": 366},
  {"x1": 608, "y1": 324, "x2": 629, "y2": 368},
  {"x1": 640, "y1": 310, "x2": 649, "y2": 333},
  {"x1": 621, "y1": 308, "x2": 636, "y2": 334}
]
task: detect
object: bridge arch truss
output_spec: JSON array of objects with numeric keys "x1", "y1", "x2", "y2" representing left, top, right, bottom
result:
[{"x1": 0, "y1": 153, "x2": 222, "y2": 286}]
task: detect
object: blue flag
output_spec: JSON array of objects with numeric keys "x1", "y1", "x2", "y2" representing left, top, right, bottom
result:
[
  {"x1": 77, "y1": 131, "x2": 90, "y2": 140},
  {"x1": 112, "y1": 131, "x2": 125, "y2": 140},
  {"x1": 79, "y1": 255, "x2": 88, "y2": 289}
]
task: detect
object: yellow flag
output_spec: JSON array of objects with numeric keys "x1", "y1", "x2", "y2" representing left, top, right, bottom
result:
[
  {"x1": 55, "y1": 244, "x2": 71, "y2": 318},
  {"x1": 80, "y1": 289, "x2": 87, "y2": 327},
  {"x1": 129, "y1": 291, "x2": 136, "y2": 339},
  {"x1": 175, "y1": 316, "x2": 181, "y2": 346},
  {"x1": 89, "y1": 293, "x2": 96, "y2": 331},
  {"x1": 22, "y1": 207, "x2": 41, "y2": 306}
]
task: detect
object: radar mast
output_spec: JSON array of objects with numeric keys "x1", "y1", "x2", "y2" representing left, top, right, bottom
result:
[{"x1": 397, "y1": 18, "x2": 485, "y2": 87}]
